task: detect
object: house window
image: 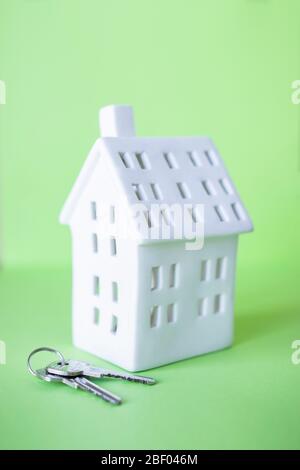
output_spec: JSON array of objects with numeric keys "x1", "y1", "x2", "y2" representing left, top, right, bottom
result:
[
  {"x1": 200, "y1": 260, "x2": 210, "y2": 281},
  {"x1": 198, "y1": 298, "x2": 208, "y2": 317},
  {"x1": 110, "y1": 206, "x2": 115, "y2": 223},
  {"x1": 150, "y1": 183, "x2": 163, "y2": 201},
  {"x1": 110, "y1": 237, "x2": 117, "y2": 256},
  {"x1": 160, "y1": 208, "x2": 172, "y2": 226},
  {"x1": 144, "y1": 210, "x2": 153, "y2": 228},
  {"x1": 91, "y1": 201, "x2": 97, "y2": 220},
  {"x1": 93, "y1": 307, "x2": 100, "y2": 325},
  {"x1": 187, "y1": 150, "x2": 201, "y2": 167},
  {"x1": 214, "y1": 205, "x2": 228, "y2": 223},
  {"x1": 214, "y1": 294, "x2": 225, "y2": 314},
  {"x1": 231, "y1": 202, "x2": 245, "y2": 221},
  {"x1": 188, "y1": 206, "x2": 201, "y2": 224},
  {"x1": 132, "y1": 183, "x2": 146, "y2": 201},
  {"x1": 167, "y1": 303, "x2": 177, "y2": 323},
  {"x1": 150, "y1": 305, "x2": 160, "y2": 328},
  {"x1": 163, "y1": 152, "x2": 178, "y2": 169},
  {"x1": 176, "y1": 182, "x2": 191, "y2": 199},
  {"x1": 111, "y1": 315, "x2": 118, "y2": 334},
  {"x1": 169, "y1": 263, "x2": 179, "y2": 288},
  {"x1": 215, "y1": 257, "x2": 227, "y2": 280},
  {"x1": 204, "y1": 149, "x2": 218, "y2": 166},
  {"x1": 119, "y1": 152, "x2": 133, "y2": 168},
  {"x1": 92, "y1": 233, "x2": 98, "y2": 253},
  {"x1": 93, "y1": 276, "x2": 100, "y2": 295},
  {"x1": 151, "y1": 266, "x2": 161, "y2": 290},
  {"x1": 201, "y1": 180, "x2": 216, "y2": 196},
  {"x1": 219, "y1": 178, "x2": 233, "y2": 195},
  {"x1": 112, "y1": 282, "x2": 118, "y2": 302},
  {"x1": 135, "y1": 152, "x2": 150, "y2": 170}
]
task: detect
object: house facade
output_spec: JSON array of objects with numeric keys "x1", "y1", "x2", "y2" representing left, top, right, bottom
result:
[{"x1": 60, "y1": 105, "x2": 253, "y2": 371}]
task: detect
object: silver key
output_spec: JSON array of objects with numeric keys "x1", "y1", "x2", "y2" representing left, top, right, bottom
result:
[
  {"x1": 73, "y1": 377, "x2": 122, "y2": 405},
  {"x1": 47, "y1": 359, "x2": 156, "y2": 385},
  {"x1": 36, "y1": 367, "x2": 122, "y2": 405},
  {"x1": 36, "y1": 367, "x2": 78, "y2": 388}
]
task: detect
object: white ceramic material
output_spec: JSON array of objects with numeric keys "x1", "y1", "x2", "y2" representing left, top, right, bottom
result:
[{"x1": 60, "y1": 105, "x2": 253, "y2": 371}]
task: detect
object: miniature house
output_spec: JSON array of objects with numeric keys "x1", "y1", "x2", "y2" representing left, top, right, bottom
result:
[{"x1": 60, "y1": 105, "x2": 253, "y2": 371}]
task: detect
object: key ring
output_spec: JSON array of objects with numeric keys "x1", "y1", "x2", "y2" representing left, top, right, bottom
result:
[{"x1": 27, "y1": 347, "x2": 66, "y2": 377}]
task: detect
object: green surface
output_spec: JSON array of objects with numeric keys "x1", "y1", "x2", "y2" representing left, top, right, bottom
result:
[
  {"x1": 0, "y1": 264, "x2": 299, "y2": 450},
  {"x1": 0, "y1": 0, "x2": 300, "y2": 450}
]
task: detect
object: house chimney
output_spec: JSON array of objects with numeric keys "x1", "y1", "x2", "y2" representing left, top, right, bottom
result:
[{"x1": 99, "y1": 105, "x2": 135, "y2": 137}]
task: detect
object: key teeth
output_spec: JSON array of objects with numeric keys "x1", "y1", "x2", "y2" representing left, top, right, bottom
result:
[
  {"x1": 148, "y1": 379, "x2": 156, "y2": 385},
  {"x1": 102, "y1": 394, "x2": 122, "y2": 405},
  {"x1": 102, "y1": 372, "x2": 156, "y2": 385},
  {"x1": 113, "y1": 399, "x2": 122, "y2": 406},
  {"x1": 136, "y1": 377, "x2": 156, "y2": 385}
]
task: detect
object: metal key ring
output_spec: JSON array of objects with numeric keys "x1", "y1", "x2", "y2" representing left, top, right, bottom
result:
[{"x1": 27, "y1": 347, "x2": 66, "y2": 377}]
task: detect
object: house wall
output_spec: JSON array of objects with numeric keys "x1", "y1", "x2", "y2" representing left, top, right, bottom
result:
[
  {"x1": 69, "y1": 154, "x2": 140, "y2": 370},
  {"x1": 67, "y1": 147, "x2": 239, "y2": 371},
  {"x1": 134, "y1": 235, "x2": 238, "y2": 371}
]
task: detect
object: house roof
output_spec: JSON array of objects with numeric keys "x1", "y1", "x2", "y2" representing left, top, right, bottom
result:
[{"x1": 60, "y1": 105, "x2": 253, "y2": 243}]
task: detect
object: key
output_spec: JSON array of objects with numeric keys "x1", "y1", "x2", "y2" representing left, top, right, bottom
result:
[
  {"x1": 47, "y1": 359, "x2": 156, "y2": 385},
  {"x1": 35, "y1": 367, "x2": 122, "y2": 405},
  {"x1": 73, "y1": 376, "x2": 122, "y2": 405},
  {"x1": 36, "y1": 367, "x2": 77, "y2": 388}
]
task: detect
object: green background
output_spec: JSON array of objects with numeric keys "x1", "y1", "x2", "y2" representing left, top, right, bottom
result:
[{"x1": 0, "y1": 0, "x2": 299, "y2": 450}]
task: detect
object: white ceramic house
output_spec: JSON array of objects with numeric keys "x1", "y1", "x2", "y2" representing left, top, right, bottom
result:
[{"x1": 60, "y1": 105, "x2": 253, "y2": 371}]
